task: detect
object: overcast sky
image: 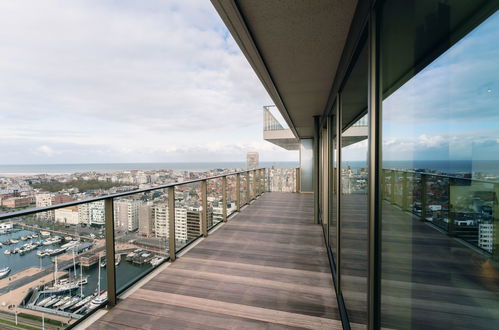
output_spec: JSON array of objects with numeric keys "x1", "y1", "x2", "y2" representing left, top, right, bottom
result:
[{"x1": 0, "y1": 0, "x2": 298, "y2": 165}]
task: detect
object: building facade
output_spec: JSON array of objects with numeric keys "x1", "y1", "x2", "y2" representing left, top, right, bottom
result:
[
  {"x1": 88, "y1": 201, "x2": 105, "y2": 226},
  {"x1": 35, "y1": 192, "x2": 53, "y2": 220},
  {"x1": 54, "y1": 206, "x2": 79, "y2": 225},
  {"x1": 153, "y1": 204, "x2": 188, "y2": 242},
  {"x1": 138, "y1": 204, "x2": 154, "y2": 237},
  {"x1": 246, "y1": 152, "x2": 259, "y2": 169},
  {"x1": 114, "y1": 200, "x2": 140, "y2": 232}
]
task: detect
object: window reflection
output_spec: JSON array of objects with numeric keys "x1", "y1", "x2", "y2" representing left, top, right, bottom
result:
[
  {"x1": 340, "y1": 41, "x2": 368, "y2": 327},
  {"x1": 381, "y1": 4, "x2": 499, "y2": 329}
]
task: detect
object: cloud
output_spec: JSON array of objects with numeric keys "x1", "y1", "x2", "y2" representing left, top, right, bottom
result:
[
  {"x1": 36, "y1": 145, "x2": 57, "y2": 157},
  {"x1": 0, "y1": 1, "x2": 294, "y2": 164},
  {"x1": 381, "y1": 11, "x2": 499, "y2": 162},
  {"x1": 383, "y1": 132, "x2": 499, "y2": 161},
  {"x1": 383, "y1": 11, "x2": 499, "y2": 125}
]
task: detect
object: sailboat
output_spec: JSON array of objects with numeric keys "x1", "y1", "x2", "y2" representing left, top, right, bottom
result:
[
  {"x1": 37, "y1": 295, "x2": 53, "y2": 306},
  {"x1": 42, "y1": 257, "x2": 79, "y2": 294},
  {"x1": 85, "y1": 255, "x2": 108, "y2": 311},
  {"x1": 44, "y1": 296, "x2": 61, "y2": 308},
  {"x1": 71, "y1": 295, "x2": 92, "y2": 311},
  {"x1": 53, "y1": 296, "x2": 71, "y2": 308},
  {"x1": 59, "y1": 296, "x2": 81, "y2": 310}
]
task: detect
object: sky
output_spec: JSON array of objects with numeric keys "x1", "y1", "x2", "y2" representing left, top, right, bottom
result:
[{"x1": 0, "y1": 0, "x2": 298, "y2": 165}]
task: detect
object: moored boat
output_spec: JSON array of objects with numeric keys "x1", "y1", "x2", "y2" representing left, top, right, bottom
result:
[
  {"x1": 71, "y1": 295, "x2": 92, "y2": 310},
  {"x1": 37, "y1": 296, "x2": 53, "y2": 307},
  {"x1": 87, "y1": 290, "x2": 107, "y2": 310},
  {"x1": 60, "y1": 296, "x2": 80, "y2": 310},
  {"x1": 53, "y1": 296, "x2": 71, "y2": 308},
  {"x1": 0, "y1": 266, "x2": 11, "y2": 278},
  {"x1": 115, "y1": 254, "x2": 121, "y2": 266},
  {"x1": 44, "y1": 297, "x2": 60, "y2": 308}
]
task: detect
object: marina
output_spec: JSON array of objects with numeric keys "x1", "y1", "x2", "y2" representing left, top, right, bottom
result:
[
  {"x1": 25, "y1": 254, "x2": 153, "y2": 319},
  {"x1": 0, "y1": 225, "x2": 156, "y2": 320}
]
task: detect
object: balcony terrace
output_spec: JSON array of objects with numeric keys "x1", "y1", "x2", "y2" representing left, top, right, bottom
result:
[{"x1": 84, "y1": 192, "x2": 342, "y2": 329}]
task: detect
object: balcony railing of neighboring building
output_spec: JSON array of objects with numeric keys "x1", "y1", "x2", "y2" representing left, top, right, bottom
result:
[
  {"x1": 351, "y1": 114, "x2": 368, "y2": 127},
  {"x1": 0, "y1": 168, "x2": 281, "y2": 329},
  {"x1": 263, "y1": 106, "x2": 285, "y2": 131},
  {"x1": 381, "y1": 168, "x2": 498, "y2": 259},
  {"x1": 262, "y1": 106, "x2": 299, "y2": 151}
]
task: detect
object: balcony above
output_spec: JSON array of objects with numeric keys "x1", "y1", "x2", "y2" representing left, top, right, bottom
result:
[
  {"x1": 212, "y1": 0, "x2": 358, "y2": 138},
  {"x1": 263, "y1": 106, "x2": 300, "y2": 151}
]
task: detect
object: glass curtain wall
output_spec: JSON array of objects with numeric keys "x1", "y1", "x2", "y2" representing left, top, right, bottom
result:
[
  {"x1": 329, "y1": 114, "x2": 337, "y2": 261},
  {"x1": 322, "y1": 126, "x2": 329, "y2": 237},
  {"x1": 380, "y1": 1, "x2": 499, "y2": 329},
  {"x1": 340, "y1": 40, "x2": 369, "y2": 327}
]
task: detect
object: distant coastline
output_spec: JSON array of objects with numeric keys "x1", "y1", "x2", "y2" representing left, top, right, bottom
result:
[
  {"x1": 0, "y1": 161, "x2": 299, "y2": 176},
  {"x1": 0, "y1": 160, "x2": 497, "y2": 177}
]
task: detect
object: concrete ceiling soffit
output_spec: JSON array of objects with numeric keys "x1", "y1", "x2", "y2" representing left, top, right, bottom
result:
[{"x1": 211, "y1": 0, "x2": 299, "y2": 139}]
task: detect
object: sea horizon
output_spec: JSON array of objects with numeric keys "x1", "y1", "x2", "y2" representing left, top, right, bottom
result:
[
  {"x1": 0, "y1": 159, "x2": 498, "y2": 176},
  {"x1": 0, "y1": 161, "x2": 300, "y2": 175}
]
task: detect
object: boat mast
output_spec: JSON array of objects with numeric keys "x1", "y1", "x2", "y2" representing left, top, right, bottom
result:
[
  {"x1": 54, "y1": 256, "x2": 58, "y2": 285},
  {"x1": 80, "y1": 259, "x2": 83, "y2": 296},
  {"x1": 97, "y1": 254, "x2": 101, "y2": 294},
  {"x1": 73, "y1": 250, "x2": 77, "y2": 278}
]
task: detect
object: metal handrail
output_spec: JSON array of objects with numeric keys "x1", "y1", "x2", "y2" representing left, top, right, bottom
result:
[
  {"x1": 0, "y1": 167, "x2": 269, "y2": 326},
  {"x1": 382, "y1": 168, "x2": 499, "y2": 185},
  {"x1": 0, "y1": 168, "x2": 266, "y2": 221},
  {"x1": 381, "y1": 167, "x2": 496, "y2": 258}
]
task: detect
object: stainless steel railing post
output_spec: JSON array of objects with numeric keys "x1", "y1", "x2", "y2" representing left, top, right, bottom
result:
[
  {"x1": 104, "y1": 198, "x2": 117, "y2": 306},
  {"x1": 222, "y1": 176, "x2": 227, "y2": 222},
  {"x1": 236, "y1": 173, "x2": 241, "y2": 212},
  {"x1": 201, "y1": 180, "x2": 208, "y2": 236},
  {"x1": 168, "y1": 186, "x2": 176, "y2": 261}
]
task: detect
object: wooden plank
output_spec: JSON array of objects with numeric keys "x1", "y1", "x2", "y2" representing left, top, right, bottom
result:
[
  {"x1": 108, "y1": 297, "x2": 304, "y2": 330},
  {"x1": 132, "y1": 289, "x2": 342, "y2": 329},
  {"x1": 174, "y1": 256, "x2": 334, "y2": 287},
  {"x1": 142, "y1": 277, "x2": 338, "y2": 318},
  {"x1": 90, "y1": 321, "x2": 141, "y2": 330},
  {"x1": 86, "y1": 192, "x2": 341, "y2": 329},
  {"x1": 155, "y1": 267, "x2": 333, "y2": 297}
]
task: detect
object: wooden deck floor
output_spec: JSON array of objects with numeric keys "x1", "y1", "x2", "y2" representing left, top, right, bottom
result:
[{"x1": 88, "y1": 192, "x2": 341, "y2": 330}]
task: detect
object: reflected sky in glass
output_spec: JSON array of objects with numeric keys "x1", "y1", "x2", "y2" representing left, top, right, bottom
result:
[{"x1": 383, "y1": 10, "x2": 499, "y2": 162}]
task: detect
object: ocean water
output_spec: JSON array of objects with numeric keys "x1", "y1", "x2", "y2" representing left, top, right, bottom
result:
[
  {"x1": 0, "y1": 161, "x2": 299, "y2": 175},
  {"x1": 0, "y1": 160, "x2": 497, "y2": 176},
  {"x1": 344, "y1": 160, "x2": 499, "y2": 176}
]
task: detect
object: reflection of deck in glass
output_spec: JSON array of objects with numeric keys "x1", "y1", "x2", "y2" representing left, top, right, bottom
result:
[{"x1": 341, "y1": 193, "x2": 499, "y2": 329}]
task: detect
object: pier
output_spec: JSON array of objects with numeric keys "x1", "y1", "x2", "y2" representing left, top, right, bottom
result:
[{"x1": 15, "y1": 222, "x2": 93, "y2": 241}]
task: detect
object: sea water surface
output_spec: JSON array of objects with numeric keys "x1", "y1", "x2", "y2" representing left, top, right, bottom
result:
[
  {"x1": 343, "y1": 160, "x2": 499, "y2": 176},
  {"x1": 0, "y1": 161, "x2": 299, "y2": 175}
]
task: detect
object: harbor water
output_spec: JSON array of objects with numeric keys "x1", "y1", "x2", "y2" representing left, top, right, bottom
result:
[{"x1": 0, "y1": 228, "x2": 153, "y2": 296}]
